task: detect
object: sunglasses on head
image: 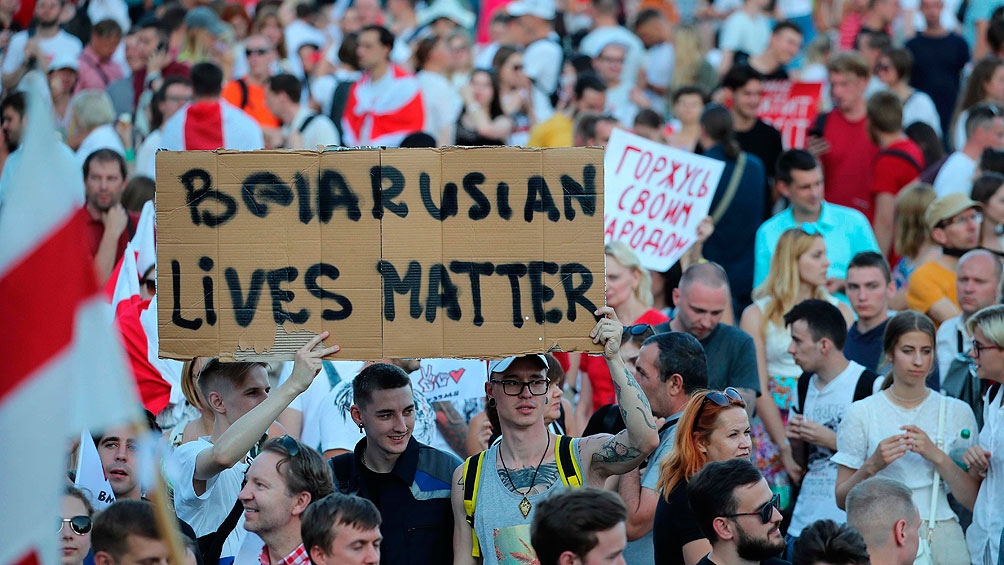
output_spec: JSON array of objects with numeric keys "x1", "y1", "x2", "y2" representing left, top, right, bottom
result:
[
  {"x1": 623, "y1": 324, "x2": 655, "y2": 339},
  {"x1": 695, "y1": 387, "x2": 744, "y2": 421},
  {"x1": 275, "y1": 434, "x2": 301, "y2": 457},
  {"x1": 724, "y1": 493, "x2": 781, "y2": 524},
  {"x1": 58, "y1": 516, "x2": 92, "y2": 535}
]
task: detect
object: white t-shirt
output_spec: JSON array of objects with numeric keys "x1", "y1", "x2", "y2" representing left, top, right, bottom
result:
[
  {"x1": 277, "y1": 360, "x2": 361, "y2": 451},
  {"x1": 832, "y1": 391, "x2": 978, "y2": 521},
  {"x1": 788, "y1": 361, "x2": 877, "y2": 536},
  {"x1": 719, "y1": 11, "x2": 771, "y2": 55},
  {"x1": 523, "y1": 34, "x2": 563, "y2": 97},
  {"x1": 168, "y1": 438, "x2": 250, "y2": 562},
  {"x1": 967, "y1": 386, "x2": 1004, "y2": 565},
  {"x1": 933, "y1": 151, "x2": 977, "y2": 197},
  {"x1": 2, "y1": 30, "x2": 82, "y2": 75},
  {"x1": 289, "y1": 106, "x2": 340, "y2": 149},
  {"x1": 417, "y1": 70, "x2": 462, "y2": 145},
  {"x1": 903, "y1": 89, "x2": 943, "y2": 138}
]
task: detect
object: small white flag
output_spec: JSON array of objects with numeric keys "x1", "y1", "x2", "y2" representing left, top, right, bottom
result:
[{"x1": 74, "y1": 430, "x2": 116, "y2": 510}]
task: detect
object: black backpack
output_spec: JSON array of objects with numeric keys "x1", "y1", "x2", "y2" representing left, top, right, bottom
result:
[{"x1": 795, "y1": 367, "x2": 879, "y2": 413}]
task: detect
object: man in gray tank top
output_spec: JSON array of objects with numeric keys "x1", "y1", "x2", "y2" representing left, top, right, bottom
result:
[{"x1": 450, "y1": 306, "x2": 661, "y2": 565}]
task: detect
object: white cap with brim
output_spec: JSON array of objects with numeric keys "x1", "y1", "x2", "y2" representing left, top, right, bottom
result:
[
  {"x1": 505, "y1": 0, "x2": 556, "y2": 19},
  {"x1": 418, "y1": 0, "x2": 476, "y2": 29},
  {"x1": 489, "y1": 354, "x2": 549, "y2": 374},
  {"x1": 49, "y1": 53, "x2": 79, "y2": 72}
]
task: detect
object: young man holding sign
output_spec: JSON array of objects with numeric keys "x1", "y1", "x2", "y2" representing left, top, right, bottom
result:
[
  {"x1": 168, "y1": 333, "x2": 340, "y2": 564},
  {"x1": 451, "y1": 306, "x2": 659, "y2": 565}
]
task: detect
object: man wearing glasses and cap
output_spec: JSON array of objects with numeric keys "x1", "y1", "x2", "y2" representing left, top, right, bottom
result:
[
  {"x1": 687, "y1": 458, "x2": 789, "y2": 565},
  {"x1": 906, "y1": 193, "x2": 982, "y2": 327},
  {"x1": 234, "y1": 436, "x2": 335, "y2": 565},
  {"x1": 451, "y1": 306, "x2": 659, "y2": 565}
]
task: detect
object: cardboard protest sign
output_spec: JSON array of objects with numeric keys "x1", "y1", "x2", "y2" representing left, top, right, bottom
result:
[
  {"x1": 157, "y1": 147, "x2": 604, "y2": 361},
  {"x1": 414, "y1": 358, "x2": 489, "y2": 403},
  {"x1": 603, "y1": 128, "x2": 725, "y2": 272},
  {"x1": 757, "y1": 81, "x2": 824, "y2": 149}
]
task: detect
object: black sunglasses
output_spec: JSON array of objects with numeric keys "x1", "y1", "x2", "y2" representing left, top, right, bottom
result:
[
  {"x1": 58, "y1": 516, "x2": 92, "y2": 535},
  {"x1": 724, "y1": 493, "x2": 781, "y2": 524},
  {"x1": 245, "y1": 47, "x2": 271, "y2": 56},
  {"x1": 622, "y1": 324, "x2": 655, "y2": 338},
  {"x1": 275, "y1": 434, "x2": 301, "y2": 457},
  {"x1": 695, "y1": 387, "x2": 744, "y2": 421}
]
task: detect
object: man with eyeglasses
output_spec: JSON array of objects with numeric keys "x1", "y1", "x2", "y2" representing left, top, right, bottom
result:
[
  {"x1": 754, "y1": 149, "x2": 879, "y2": 303},
  {"x1": 687, "y1": 458, "x2": 789, "y2": 565},
  {"x1": 906, "y1": 193, "x2": 982, "y2": 327},
  {"x1": 222, "y1": 34, "x2": 282, "y2": 145},
  {"x1": 234, "y1": 436, "x2": 335, "y2": 565},
  {"x1": 451, "y1": 306, "x2": 659, "y2": 565},
  {"x1": 327, "y1": 362, "x2": 461, "y2": 565}
]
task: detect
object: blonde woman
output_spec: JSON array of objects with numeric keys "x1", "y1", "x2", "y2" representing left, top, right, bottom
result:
[
  {"x1": 890, "y1": 183, "x2": 939, "y2": 310},
  {"x1": 570, "y1": 242, "x2": 669, "y2": 430},
  {"x1": 666, "y1": 26, "x2": 717, "y2": 102},
  {"x1": 740, "y1": 228, "x2": 853, "y2": 508}
]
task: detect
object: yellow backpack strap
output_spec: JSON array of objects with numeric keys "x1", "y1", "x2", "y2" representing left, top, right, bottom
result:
[
  {"x1": 554, "y1": 435, "x2": 584, "y2": 488},
  {"x1": 462, "y1": 451, "x2": 485, "y2": 558}
]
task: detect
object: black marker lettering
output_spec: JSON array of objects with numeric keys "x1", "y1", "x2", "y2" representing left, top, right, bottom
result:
[
  {"x1": 426, "y1": 263, "x2": 462, "y2": 323},
  {"x1": 449, "y1": 261, "x2": 494, "y2": 326},
  {"x1": 377, "y1": 260, "x2": 423, "y2": 321},
  {"x1": 225, "y1": 267, "x2": 266, "y2": 328},
  {"x1": 305, "y1": 263, "x2": 353, "y2": 321},
  {"x1": 171, "y1": 259, "x2": 202, "y2": 330},
  {"x1": 318, "y1": 169, "x2": 362, "y2": 222},
  {"x1": 267, "y1": 267, "x2": 308, "y2": 324},
  {"x1": 199, "y1": 256, "x2": 216, "y2": 326},
  {"x1": 241, "y1": 172, "x2": 293, "y2": 218},
  {"x1": 525, "y1": 175, "x2": 561, "y2": 222},
  {"x1": 496, "y1": 182, "x2": 512, "y2": 220},
  {"x1": 528, "y1": 261, "x2": 562, "y2": 324},
  {"x1": 293, "y1": 171, "x2": 313, "y2": 224},
  {"x1": 371, "y1": 165, "x2": 408, "y2": 219},
  {"x1": 495, "y1": 263, "x2": 527, "y2": 328},
  {"x1": 463, "y1": 172, "x2": 490, "y2": 220},
  {"x1": 422, "y1": 173, "x2": 458, "y2": 220},
  {"x1": 561, "y1": 164, "x2": 597, "y2": 220},
  {"x1": 559, "y1": 263, "x2": 597, "y2": 321},
  {"x1": 180, "y1": 168, "x2": 236, "y2": 227}
]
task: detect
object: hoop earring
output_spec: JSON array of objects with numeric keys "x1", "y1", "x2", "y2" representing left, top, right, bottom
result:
[{"x1": 488, "y1": 397, "x2": 497, "y2": 408}]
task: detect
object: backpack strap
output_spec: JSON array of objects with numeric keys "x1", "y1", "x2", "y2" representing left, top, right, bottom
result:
[
  {"x1": 196, "y1": 497, "x2": 243, "y2": 565},
  {"x1": 878, "y1": 148, "x2": 923, "y2": 172},
  {"x1": 462, "y1": 451, "x2": 486, "y2": 558},
  {"x1": 298, "y1": 113, "x2": 319, "y2": 134},
  {"x1": 853, "y1": 368, "x2": 880, "y2": 402},
  {"x1": 812, "y1": 111, "x2": 829, "y2": 136},
  {"x1": 554, "y1": 435, "x2": 583, "y2": 487},
  {"x1": 796, "y1": 371, "x2": 811, "y2": 414},
  {"x1": 329, "y1": 80, "x2": 354, "y2": 141},
  {"x1": 236, "y1": 78, "x2": 249, "y2": 110}
]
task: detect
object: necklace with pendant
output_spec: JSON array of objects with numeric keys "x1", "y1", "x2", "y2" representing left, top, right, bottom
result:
[{"x1": 499, "y1": 433, "x2": 550, "y2": 518}]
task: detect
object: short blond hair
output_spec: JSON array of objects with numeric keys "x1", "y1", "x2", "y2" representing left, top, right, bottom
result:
[{"x1": 605, "y1": 241, "x2": 654, "y2": 307}]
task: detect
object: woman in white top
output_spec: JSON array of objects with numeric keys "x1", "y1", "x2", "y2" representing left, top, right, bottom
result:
[
  {"x1": 875, "y1": 47, "x2": 942, "y2": 138},
  {"x1": 834, "y1": 311, "x2": 979, "y2": 565},
  {"x1": 961, "y1": 305, "x2": 1004, "y2": 565},
  {"x1": 740, "y1": 228, "x2": 854, "y2": 509}
]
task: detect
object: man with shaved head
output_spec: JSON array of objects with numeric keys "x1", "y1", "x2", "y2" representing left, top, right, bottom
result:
[
  {"x1": 656, "y1": 262, "x2": 759, "y2": 411},
  {"x1": 846, "y1": 478, "x2": 920, "y2": 565}
]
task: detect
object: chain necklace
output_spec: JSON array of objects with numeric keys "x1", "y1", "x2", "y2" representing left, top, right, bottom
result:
[
  {"x1": 886, "y1": 387, "x2": 929, "y2": 406},
  {"x1": 499, "y1": 433, "x2": 551, "y2": 518}
]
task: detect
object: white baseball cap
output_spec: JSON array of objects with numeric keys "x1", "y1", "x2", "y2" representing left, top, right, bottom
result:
[
  {"x1": 505, "y1": 0, "x2": 556, "y2": 19},
  {"x1": 488, "y1": 354, "x2": 549, "y2": 374}
]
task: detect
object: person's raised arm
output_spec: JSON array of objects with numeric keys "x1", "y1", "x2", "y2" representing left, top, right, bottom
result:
[
  {"x1": 193, "y1": 333, "x2": 339, "y2": 481},
  {"x1": 580, "y1": 307, "x2": 660, "y2": 483}
]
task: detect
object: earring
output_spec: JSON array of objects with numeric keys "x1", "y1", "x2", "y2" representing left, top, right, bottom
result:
[
  {"x1": 358, "y1": 423, "x2": 364, "y2": 433},
  {"x1": 488, "y1": 397, "x2": 496, "y2": 408}
]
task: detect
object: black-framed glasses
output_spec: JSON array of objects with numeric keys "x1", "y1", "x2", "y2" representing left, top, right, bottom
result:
[
  {"x1": 695, "y1": 387, "x2": 744, "y2": 421},
  {"x1": 724, "y1": 493, "x2": 781, "y2": 524},
  {"x1": 490, "y1": 378, "x2": 550, "y2": 396},
  {"x1": 623, "y1": 324, "x2": 655, "y2": 339},
  {"x1": 972, "y1": 339, "x2": 1004, "y2": 358},
  {"x1": 58, "y1": 516, "x2": 92, "y2": 535}
]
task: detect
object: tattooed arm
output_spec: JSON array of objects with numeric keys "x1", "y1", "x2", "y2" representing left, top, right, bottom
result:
[
  {"x1": 433, "y1": 400, "x2": 470, "y2": 456},
  {"x1": 579, "y1": 307, "x2": 660, "y2": 485},
  {"x1": 451, "y1": 466, "x2": 480, "y2": 565}
]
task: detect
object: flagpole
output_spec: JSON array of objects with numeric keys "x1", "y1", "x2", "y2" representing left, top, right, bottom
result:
[{"x1": 133, "y1": 420, "x2": 188, "y2": 565}]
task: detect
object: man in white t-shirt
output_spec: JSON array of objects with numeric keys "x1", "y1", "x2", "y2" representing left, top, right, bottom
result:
[
  {"x1": 506, "y1": 0, "x2": 562, "y2": 110},
  {"x1": 1, "y1": 0, "x2": 83, "y2": 92},
  {"x1": 717, "y1": 0, "x2": 772, "y2": 74},
  {"x1": 167, "y1": 333, "x2": 339, "y2": 564},
  {"x1": 784, "y1": 299, "x2": 879, "y2": 544},
  {"x1": 933, "y1": 104, "x2": 1004, "y2": 197}
]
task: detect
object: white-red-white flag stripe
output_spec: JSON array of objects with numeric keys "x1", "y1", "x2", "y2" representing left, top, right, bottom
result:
[{"x1": 0, "y1": 71, "x2": 142, "y2": 565}]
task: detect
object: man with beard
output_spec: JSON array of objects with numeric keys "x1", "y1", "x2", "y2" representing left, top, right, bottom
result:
[
  {"x1": 234, "y1": 436, "x2": 335, "y2": 565},
  {"x1": 687, "y1": 458, "x2": 789, "y2": 565},
  {"x1": 75, "y1": 149, "x2": 138, "y2": 283},
  {"x1": 328, "y1": 363, "x2": 461, "y2": 565},
  {"x1": 906, "y1": 193, "x2": 982, "y2": 326},
  {"x1": 1, "y1": 0, "x2": 82, "y2": 92}
]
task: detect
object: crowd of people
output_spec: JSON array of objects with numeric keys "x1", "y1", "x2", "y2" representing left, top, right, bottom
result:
[{"x1": 13, "y1": 0, "x2": 1004, "y2": 562}]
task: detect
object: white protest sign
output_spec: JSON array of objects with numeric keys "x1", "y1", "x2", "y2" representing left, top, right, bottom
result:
[
  {"x1": 74, "y1": 430, "x2": 115, "y2": 510},
  {"x1": 413, "y1": 359, "x2": 489, "y2": 403},
  {"x1": 603, "y1": 129, "x2": 725, "y2": 272}
]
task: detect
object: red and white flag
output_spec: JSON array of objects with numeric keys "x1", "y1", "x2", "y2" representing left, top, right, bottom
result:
[{"x1": 0, "y1": 71, "x2": 142, "y2": 565}]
